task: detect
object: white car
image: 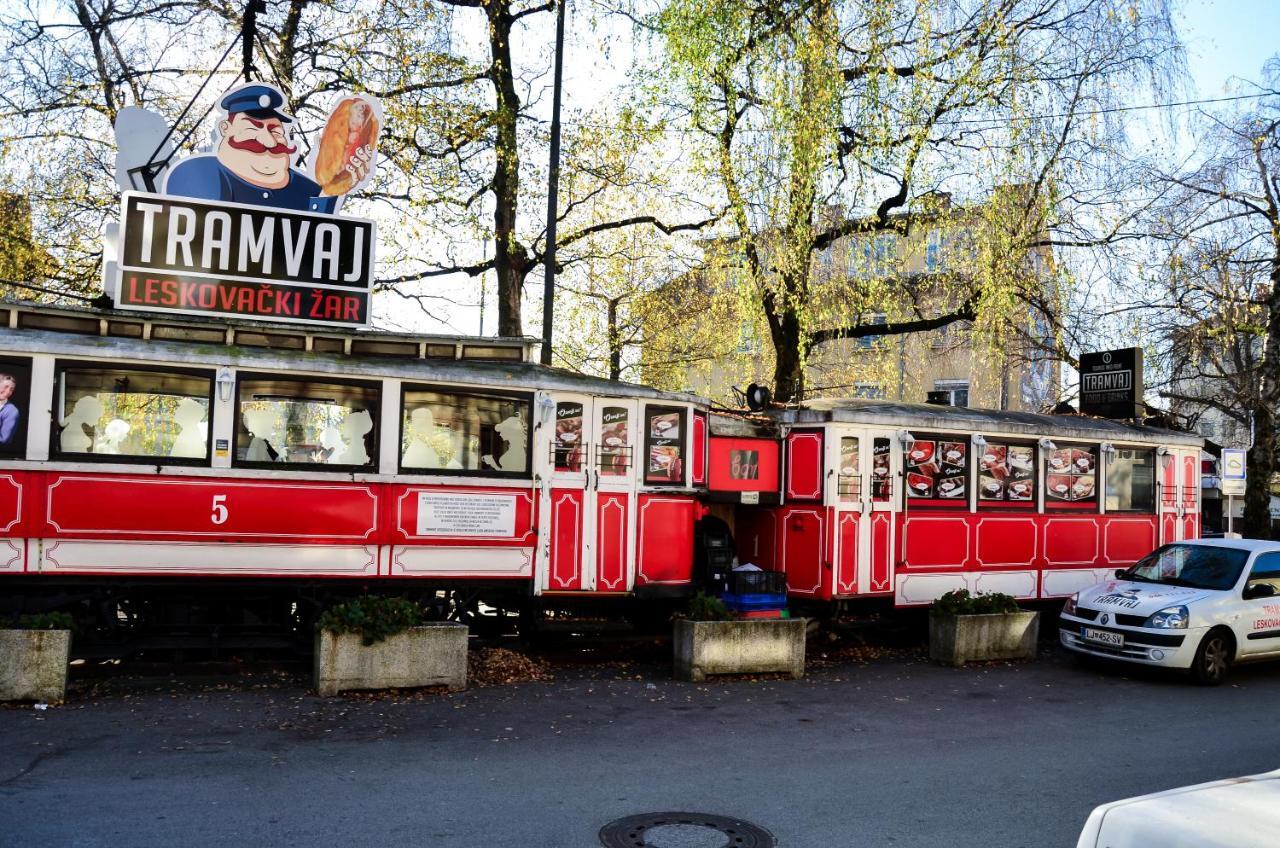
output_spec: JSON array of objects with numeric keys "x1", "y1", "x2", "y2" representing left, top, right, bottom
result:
[
  {"x1": 1059, "y1": 539, "x2": 1280, "y2": 685},
  {"x1": 1076, "y1": 769, "x2": 1280, "y2": 847}
]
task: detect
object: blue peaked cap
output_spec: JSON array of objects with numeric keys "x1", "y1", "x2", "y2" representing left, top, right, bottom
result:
[{"x1": 220, "y1": 85, "x2": 293, "y2": 122}]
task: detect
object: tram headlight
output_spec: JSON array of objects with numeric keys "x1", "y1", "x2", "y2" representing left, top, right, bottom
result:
[{"x1": 1144, "y1": 605, "x2": 1189, "y2": 629}]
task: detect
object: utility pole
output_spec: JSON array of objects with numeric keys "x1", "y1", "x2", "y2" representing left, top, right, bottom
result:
[{"x1": 540, "y1": 0, "x2": 566, "y2": 365}]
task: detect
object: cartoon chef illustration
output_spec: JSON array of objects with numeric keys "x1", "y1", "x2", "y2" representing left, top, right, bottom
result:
[{"x1": 163, "y1": 83, "x2": 381, "y2": 214}]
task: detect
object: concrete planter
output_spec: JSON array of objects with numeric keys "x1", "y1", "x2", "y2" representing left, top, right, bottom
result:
[
  {"x1": 673, "y1": 618, "x2": 806, "y2": 681},
  {"x1": 1, "y1": 629, "x2": 71, "y2": 703},
  {"x1": 929, "y1": 611, "x2": 1039, "y2": 667},
  {"x1": 315, "y1": 623, "x2": 468, "y2": 696}
]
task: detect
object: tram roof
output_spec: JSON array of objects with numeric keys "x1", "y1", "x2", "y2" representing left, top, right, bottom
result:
[
  {"x1": 769, "y1": 397, "x2": 1203, "y2": 447},
  {"x1": 0, "y1": 299, "x2": 706, "y2": 404}
]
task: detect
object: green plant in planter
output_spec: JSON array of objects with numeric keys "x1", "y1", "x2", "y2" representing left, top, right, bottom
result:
[
  {"x1": 685, "y1": 591, "x2": 733, "y2": 622},
  {"x1": 931, "y1": 589, "x2": 1020, "y2": 616},
  {"x1": 6, "y1": 612, "x2": 75, "y2": 631},
  {"x1": 317, "y1": 596, "x2": 424, "y2": 646}
]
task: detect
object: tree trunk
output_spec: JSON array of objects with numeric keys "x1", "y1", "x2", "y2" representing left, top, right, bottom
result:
[
  {"x1": 768, "y1": 296, "x2": 806, "y2": 402},
  {"x1": 487, "y1": 0, "x2": 527, "y2": 337},
  {"x1": 1244, "y1": 408, "x2": 1273, "y2": 538},
  {"x1": 1244, "y1": 257, "x2": 1280, "y2": 538},
  {"x1": 607, "y1": 297, "x2": 622, "y2": 381}
]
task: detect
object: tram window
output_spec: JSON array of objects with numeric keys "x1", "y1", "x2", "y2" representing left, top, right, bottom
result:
[
  {"x1": 236, "y1": 376, "x2": 378, "y2": 469},
  {"x1": 644, "y1": 406, "x2": 686, "y2": 485},
  {"x1": 0, "y1": 357, "x2": 33, "y2": 458},
  {"x1": 977, "y1": 441, "x2": 1037, "y2": 506},
  {"x1": 904, "y1": 435, "x2": 967, "y2": 505},
  {"x1": 1106, "y1": 448, "x2": 1155, "y2": 512},
  {"x1": 401, "y1": 387, "x2": 530, "y2": 476},
  {"x1": 54, "y1": 364, "x2": 212, "y2": 461},
  {"x1": 1046, "y1": 444, "x2": 1098, "y2": 510}
]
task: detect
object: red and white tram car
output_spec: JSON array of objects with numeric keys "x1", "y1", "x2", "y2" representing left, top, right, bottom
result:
[
  {"x1": 0, "y1": 299, "x2": 1203, "y2": 639},
  {"x1": 0, "y1": 300, "x2": 710, "y2": 634},
  {"x1": 707, "y1": 399, "x2": 1203, "y2": 606}
]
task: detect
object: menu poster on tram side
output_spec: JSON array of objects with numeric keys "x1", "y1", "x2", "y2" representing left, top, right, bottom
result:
[
  {"x1": 0, "y1": 357, "x2": 32, "y2": 458},
  {"x1": 554, "y1": 402, "x2": 584, "y2": 472},
  {"x1": 599, "y1": 406, "x2": 629, "y2": 475},
  {"x1": 905, "y1": 438, "x2": 967, "y2": 500},
  {"x1": 978, "y1": 443, "x2": 1035, "y2": 502},
  {"x1": 871, "y1": 439, "x2": 892, "y2": 499},
  {"x1": 1046, "y1": 447, "x2": 1097, "y2": 504},
  {"x1": 645, "y1": 407, "x2": 685, "y2": 484}
]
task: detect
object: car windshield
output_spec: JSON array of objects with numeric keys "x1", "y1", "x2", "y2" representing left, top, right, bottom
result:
[{"x1": 1121, "y1": 544, "x2": 1249, "y2": 591}]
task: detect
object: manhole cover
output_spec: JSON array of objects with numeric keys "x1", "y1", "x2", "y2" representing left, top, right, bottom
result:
[{"x1": 599, "y1": 812, "x2": 775, "y2": 848}]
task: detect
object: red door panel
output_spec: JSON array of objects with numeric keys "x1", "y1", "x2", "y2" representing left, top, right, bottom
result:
[
  {"x1": 870, "y1": 512, "x2": 893, "y2": 593},
  {"x1": 835, "y1": 511, "x2": 858, "y2": 595},
  {"x1": 44, "y1": 474, "x2": 378, "y2": 542},
  {"x1": 635, "y1": 495, "x2": 695, "y2": 585},
  {"x1": 548, "y1": 488, "x2": 585, "y2": 590},
  {"x1": 785, "y1": 431, "x2": 824, "y2": 501},
  {"x1": 691, "y1": 413, "x2": 708, "y2": 486},
  {"x1": 782, "y1": 507, "x2": 825, "y2": 596},
  {"x1": 595, "y1": 492, "x2": 629, "y2": 592}
]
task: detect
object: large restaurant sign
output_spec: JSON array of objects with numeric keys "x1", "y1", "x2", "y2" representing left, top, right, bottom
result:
[
  {"x1": 1079, "y1": 347, "x2": 1143, "y2": 419},
  {"x1": 113, "y1": 83, "x2": 382, "y2": 327}
]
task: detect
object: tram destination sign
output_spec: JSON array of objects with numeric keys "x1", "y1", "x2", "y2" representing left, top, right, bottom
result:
[
  {"x1": 114, "y1": 192, "x2": 375, "y2": 327},
  {"x1": 1079, "y1": 347, "x2": 1143, "y2": 419}
]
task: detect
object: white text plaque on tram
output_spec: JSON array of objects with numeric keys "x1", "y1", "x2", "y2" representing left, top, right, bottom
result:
[{"x1": 416, "y1": 492, "x2": 517, "y2": 537}]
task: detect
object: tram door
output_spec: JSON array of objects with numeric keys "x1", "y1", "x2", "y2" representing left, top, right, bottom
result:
[
  {"x1": 540, "y1": 394, "x2": 638, "y2": 593},
  {"x1": 1158, "y1": 449, "x2": 1201, "y2": 544},
  {"x1": 830, "y1": 429, "x2": 898, "y2": 597}
]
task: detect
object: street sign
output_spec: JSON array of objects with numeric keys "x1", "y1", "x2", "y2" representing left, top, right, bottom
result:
[
  {"x1": 1223, "y1": 448, "x2": 1247, "y2": 480},
  {"x1": 1079, "y1": 348, "x2": 1143, "y2": 419},
  {"x1": 1223, "y1": 478, "x2": 1246, "y2": 496}
]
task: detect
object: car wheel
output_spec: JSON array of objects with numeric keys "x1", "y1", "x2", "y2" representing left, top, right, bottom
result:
[{"x1": 1191, "y1": 630, "x2": 1233, "y2": 686}]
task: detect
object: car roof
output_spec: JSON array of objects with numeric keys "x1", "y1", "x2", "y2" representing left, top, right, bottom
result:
[{"x1": 1168, "y1": 538, "x2": 1280, "y2": 554}]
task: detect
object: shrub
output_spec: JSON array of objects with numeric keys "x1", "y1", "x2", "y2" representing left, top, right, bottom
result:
[
  {"x1": 317, "y1": 596, "x2": 424, "y2": 646},
  {"x1": 931, "y1": 589, "x2": 1020, "y2": 616},
  {"x1": 6, "y1": 612, "x2": 74, "y2": 631},
  {"x1": 685, "y1": 591, "x2": 733, "y2": 621}
]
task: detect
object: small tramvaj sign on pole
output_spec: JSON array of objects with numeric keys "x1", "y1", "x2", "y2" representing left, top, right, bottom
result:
[{"x1": 1222, "y1": 448, "x2": 1246, "y2": 536}]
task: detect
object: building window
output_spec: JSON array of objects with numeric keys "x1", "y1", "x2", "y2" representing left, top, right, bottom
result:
[
  {"x1": 855, "y1": 314, "x2": 887, "y2": 350},
  {"x1": 1105, "y1": 448, "x2": 1155, "y2": 512},
  {"x1": 736, "y1": 321, "x2": 760, "y2": 354},
  {"x1": 236, "y1": 375, "x2": 378, "y2": 469},
  {"x1": 403, "y1": 387, "x2": 530, "y2": 476},
  {"x1": 925, "y1": 230, "x2": 948, "y2": 273},
  {"x1": 853, "y1": 382, "x2": 887, "y2": 399},
  {"x1": 55, "y1": 363, "x2": 212, "y2": 462},
  {"x1": 933, "y1": 381, "x2": 969, "y2": 407}
]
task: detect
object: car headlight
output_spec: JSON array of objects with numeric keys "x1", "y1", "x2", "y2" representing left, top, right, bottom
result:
[
  {"x1": 1062, "y1": 593, "x2": 1078, "y2": 616},
  {"x1": 1144, "y1": 605, "x2": 1189, "y2": 629}
]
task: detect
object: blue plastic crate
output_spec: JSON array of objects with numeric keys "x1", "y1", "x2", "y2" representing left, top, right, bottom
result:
[{"x1": 719, "y1": 591, "x2": 788, "y2": 611}]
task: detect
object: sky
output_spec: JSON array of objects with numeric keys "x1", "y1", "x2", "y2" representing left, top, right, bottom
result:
[{"x1": 1178, "y1": 0, "x2": 1279, "y2": 96}]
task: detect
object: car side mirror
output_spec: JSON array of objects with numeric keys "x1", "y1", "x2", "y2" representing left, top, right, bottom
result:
[
  {"x1": 1244, "y1": 583, "x2": 1277, "y2": 600},
  {"x1": 1114, "y1": 569, "x2": 1127, "y2": 579}
]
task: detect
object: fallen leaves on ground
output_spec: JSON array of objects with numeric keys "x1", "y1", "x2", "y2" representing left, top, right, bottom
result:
[{"x1": 469, "y1": 648, "x2": 554, "y2": 687}]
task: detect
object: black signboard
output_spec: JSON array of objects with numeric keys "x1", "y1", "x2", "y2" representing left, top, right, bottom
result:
[
  {"x1": 114, "y1": 192, "x2": 375, "y2": 327},
  {"x1": 1079, "y1": 347, "x2": 1143, "y2": 419}
]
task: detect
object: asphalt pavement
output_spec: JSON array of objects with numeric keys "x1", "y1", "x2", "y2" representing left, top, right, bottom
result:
[{"x1": 3, "y1": 642, "x2": 1279, "y2": 848}]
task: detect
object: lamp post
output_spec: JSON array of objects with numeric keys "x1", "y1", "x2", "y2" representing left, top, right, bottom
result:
[{"x1": 540, "y1": 0, "x2": 566, "y2": 365}]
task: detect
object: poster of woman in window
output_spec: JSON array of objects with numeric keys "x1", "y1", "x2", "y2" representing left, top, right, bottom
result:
[{"x1": 0, "y1": 358, "x2": 31, "y2": 457}]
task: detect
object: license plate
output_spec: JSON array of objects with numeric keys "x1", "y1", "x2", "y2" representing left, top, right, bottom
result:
[{"x1": 1082, "y1": 627, "x2": 1124, "y2": 647}]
